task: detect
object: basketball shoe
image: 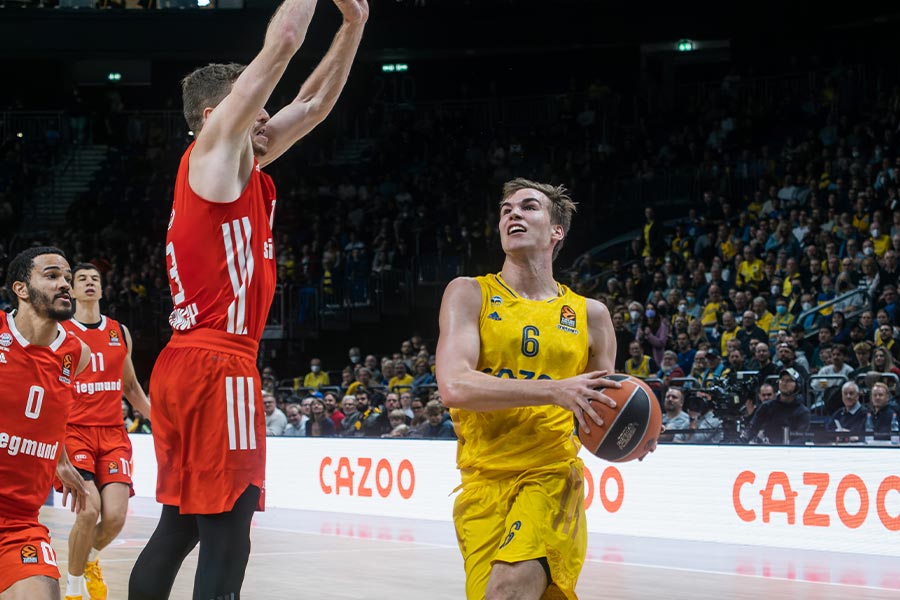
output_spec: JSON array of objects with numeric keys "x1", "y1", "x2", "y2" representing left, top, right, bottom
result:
[{"x1": 84, "y1": 559, "x2": 108, "y2": 600}]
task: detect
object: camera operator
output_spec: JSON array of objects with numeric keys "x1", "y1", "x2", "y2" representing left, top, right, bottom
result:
[
  {"x1": 741, "y1": 368, "x2": 811, "y2": 444},
  {"x1": 677, "y1": 394, "x2": 723, "y2": 443},
  {"x1": 660, "y1": 387, "x2": 691, "y2": 442}
]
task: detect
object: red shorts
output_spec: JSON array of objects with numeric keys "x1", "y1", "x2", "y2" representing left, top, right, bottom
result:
[
  {"x1": 150, "y1": 339, "x2": 266, "y2": 515},
  {"x1": 64, "y1": 424, "x2": 134, "y2": 494},
  {"x1": 0, "y1": 517, "x2": 59, "y2": 593}
]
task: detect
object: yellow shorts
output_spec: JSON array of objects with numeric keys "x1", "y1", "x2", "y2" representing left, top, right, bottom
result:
[{"x1": 453, "y1": 458, "x2": 586, "y2": 600}]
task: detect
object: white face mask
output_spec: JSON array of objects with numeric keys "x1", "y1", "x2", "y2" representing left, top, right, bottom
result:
[
  {"x1": 864, "y1": 247, "x2": 874, "y2": 256},
  {"x1": 872, "y1": 229, "x2": 880, "y2": 238},
  {"x1": 630, "y1": 310, "x2": 641, "y2": 322},
  {"x1": 678, "y1": 304, "x2": 687, "y2": 313},
  {"x1": 802, "y1": 302, "x2": 813, "y2": 311},
  {"x1": 311, "y1": 365, "x2": 321, "y2": 373},
  {"x1": 771, "y1": 285, "x2": 780, "y2": 295}
]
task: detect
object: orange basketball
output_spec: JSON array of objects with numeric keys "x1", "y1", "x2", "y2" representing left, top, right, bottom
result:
[{"x1": 578, "y1": 374, "x2": 662, "y2": 462}]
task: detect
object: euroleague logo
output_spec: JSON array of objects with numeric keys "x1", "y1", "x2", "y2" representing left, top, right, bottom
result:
[
  {"x1": 558, "y1": 305, "x2": 578, "y2": 334},
  {"x1": 108, "y1": 461, "x2": 119, "y2": 475},
  {"x1": 108, "y1": 329, "x2": 121, "y2": 346},
  {"x1": 60, "y1": 353, "x2": 73, "y2": 384},
  {"x1": 20, "y1": 544, "x2": 38, "y2": 564}
]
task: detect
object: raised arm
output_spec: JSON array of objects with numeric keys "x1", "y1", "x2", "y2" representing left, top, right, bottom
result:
[
  {"x1": 121, "y1": 325, "x2": 151, "y2": 419},
  {"x1": 258, "y1": 0, "x2": 368, "y2": 168},
  {"x1": 435, "y1": 278, "x2": 614, "y2": 433},
  {"x1": 190, "y1": 0, "x2": 319, "y2": 200}
]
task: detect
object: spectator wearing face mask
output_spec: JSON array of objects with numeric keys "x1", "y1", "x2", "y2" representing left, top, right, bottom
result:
[
  {"x1": 301, "y1": 357, "x2": 330, "y2": 390},
  {"x1": 870, "y1": 223, "x2": 892, "y2": 257},
  {"x1": 637, "y1": 305, "x2": 669, "y2": 367},
  {"x1": 768, "y1": 297, "x2": 795, "y2": 344}
]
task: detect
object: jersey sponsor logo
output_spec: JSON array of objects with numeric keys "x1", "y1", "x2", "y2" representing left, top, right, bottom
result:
[
  {"x1": 222, "y1": 217, "x2": 255, "y2": 336},
  {"x1": 0, "y1": 431, "x2": 59, "y2": 460},
  {"x1": 169, "y1": 303, "x2": 199, "y2": 331},
  {"x1": 0, "y1": 332, "x2": 12, "y2": 347},
  {"x1": 488, "y1": 311, "x2": 502, "y2": 321},
  {"x1": 74, "y1": 453, "x2": 88, "y2": 462},
  {"x1": 226, "y1": 376, "x2": 258, "y2": 451},
  {"x1": 499, "y1": 520, "x2": 521, "y2": 549},
  {"x1": 108, "y1": 461, "x2": 118, "y2": 474},
  {"x1": 20, "y1": 544, "x2": 38, "y2": 564},
  {"x1": 75, "y1": 379, "x2": 122, "y2": 395},
  {"x1": 108, "y1": 329, "x2": 121, "y2": 346},
  {"x1": 0, "y1": 353, "x2": 6, "y2": 364},
  {"x1": 490, "y1": 295, "x2": 503, "y2": 306}
]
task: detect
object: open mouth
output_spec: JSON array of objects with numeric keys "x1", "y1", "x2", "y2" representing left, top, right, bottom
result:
[{"x1": 508, "y1": 225, "x2": 526, "y2": 235}]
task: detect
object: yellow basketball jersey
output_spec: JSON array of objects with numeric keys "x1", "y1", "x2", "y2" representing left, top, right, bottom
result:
[{"x1": 452, "y1": 273, "x2": 590, "y2": 479}]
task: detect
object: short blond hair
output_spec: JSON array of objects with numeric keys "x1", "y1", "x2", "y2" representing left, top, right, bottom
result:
[{"x1": 501, "y1": 178, "x2": 577, "y2": 260}]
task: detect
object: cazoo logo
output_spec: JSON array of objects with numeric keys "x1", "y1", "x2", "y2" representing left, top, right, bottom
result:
[{"x1": 319, "y1": 456, "x2": 415, "y2": 499}]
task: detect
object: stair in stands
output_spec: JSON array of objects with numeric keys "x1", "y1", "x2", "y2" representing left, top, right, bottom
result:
[{"x1": 20, "y1": 144, "x2": 108, "y2": 236}]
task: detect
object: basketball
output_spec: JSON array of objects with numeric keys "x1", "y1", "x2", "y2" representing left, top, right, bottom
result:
[{"x1": 578, "y1": 374, "x2": 662, "y2": 462}]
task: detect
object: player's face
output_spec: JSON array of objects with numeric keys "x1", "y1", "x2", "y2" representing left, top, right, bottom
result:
[
  {"x1": 250, "y1": 108, "x2": 271, "y2": 157},
  {"x1": 499, "y1": 189, "x2": 560, "y2": 257},
  {"x1": 72, "y1": 268, "x2": 102, "y2": 303},
  {"x1": 24, "y1": 254, "x2": 74, "y2": 321}
]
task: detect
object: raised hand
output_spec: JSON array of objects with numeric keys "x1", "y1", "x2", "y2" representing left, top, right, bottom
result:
[{"x1": 334, "y1": 0, "x2": 369, "y2": 24}]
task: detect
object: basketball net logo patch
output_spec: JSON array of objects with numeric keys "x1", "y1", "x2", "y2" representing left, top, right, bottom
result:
[
  {"x1": 20, "y1": 544, "x2": 38, "y2": 564},
  {"x1": 499, "y1": 520, "x2": 521, "y2": 549},
  {"x1": 558, "y1": 305, "x2": 578, "y2": 334}
]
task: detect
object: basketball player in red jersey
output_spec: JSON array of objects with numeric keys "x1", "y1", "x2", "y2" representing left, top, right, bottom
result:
[
  {"x1": 0, "y1": 247, "x2": 91, "y2": 599},
  {"x1": 129, "y1": 1, "x2": 367, "y2": 598},
  {"x1": 60, "y1": 263, "x2": 151, "y2": 600}
]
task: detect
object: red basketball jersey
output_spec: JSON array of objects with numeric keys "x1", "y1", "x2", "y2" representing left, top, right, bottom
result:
[
  {"x1": 165, "y1": 142, "x2": 277, "y2": 344},
  {"x1": 0, "y1": 312, "x2": 84, "y2": 519},
  {"x1": 63, "y1": 316, "x2": 128, "y2": 427}
]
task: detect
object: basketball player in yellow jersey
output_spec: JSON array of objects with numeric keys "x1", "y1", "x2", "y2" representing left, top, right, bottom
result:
[{"x1": 437, "y1": 178, "x2": 644, "y2": 600}]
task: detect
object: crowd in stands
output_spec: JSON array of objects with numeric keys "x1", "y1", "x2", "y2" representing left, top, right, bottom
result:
[
  {"x1": 6, "y1": 55, "x2": 900, "y2": 445},
  {"x1": 258, "y1": 336, "x2": 454, "y2": 440}
]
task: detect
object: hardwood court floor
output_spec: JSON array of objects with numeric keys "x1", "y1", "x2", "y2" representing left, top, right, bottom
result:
[{"x1": 41, "y1": 501, "x2": 900, "y2": 600}]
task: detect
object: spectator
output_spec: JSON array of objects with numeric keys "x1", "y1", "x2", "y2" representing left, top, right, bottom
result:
[
  {"x1": 737, "y1": 310, "x2": 768, "y2": 356},
  {"x1": 264, "y1": 392, "x2": 287, "y2": 437},
  {"x1": 826, "y1": 381, "x2": 866, "y2": 438},
  {"x1": 301, "y1": 357, "x2": 330, "y2": 390},
  {"x1": 411, "y1": 358, "x2": 436, "y2": 392},
  {"x1": 388, "y1": 360, "x2": 414, "y2": 393},
  {"x1": 419, "y1": 399, "x2": 456, "y2": 439},
  {"x1": 127, "y1": 408, "x2": 152, "y2": 434},
  {"x1": 637, "y1": 305, "x2": 669, "y2": 367},
  {"x1": 341, "y1": 389, "x2": 386, "y2": 437},
  {"x1": 283, "y1": 403, "x2": 307, "y2": 437},
  {"x1": 741, "y1": 368, "x2": 811, "y2": 445},
  {"x1": 305, "y1": 397, "x2": 336, "y2": 437},
  {"x1": 323, "y1": 391, "x2": 345, "y2": 431},
  {"x1": 612, "y1": 311, "x2": 634, "y2": 371},
  {"x1": 625, "y1": 339, "x2": 658, "y2": 378},
  {"x1": 678, "y1": 395, "x2": 723, "y2": 443},
  {"x1": 660, "y1": 387, "x2": 691, "y2": 442},
  {"x1": 868, "y1": 382, "x2": 900, "y2": 440}
]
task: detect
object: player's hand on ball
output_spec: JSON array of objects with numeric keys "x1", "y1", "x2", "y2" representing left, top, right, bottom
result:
[
  {"x1": 556, "y1": 370, "x2": 620, "y2": 435},
  {"x1": 334, "y1": 0, "x2": 369, "y2": 24}
]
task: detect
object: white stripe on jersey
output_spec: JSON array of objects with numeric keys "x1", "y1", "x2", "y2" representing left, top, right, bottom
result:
[
  {"x1": 225, "y1": 376, "x2": 256, "y2": 451},
  {"x1": 236, "y1": 375, "x2": 248, "y2": 450},
  {"x1": 226, "y1": 376, "x2": 237, "y2": 450},
  {"x1": 221, "y1": 217, "x2": 255, "y2": 335}
]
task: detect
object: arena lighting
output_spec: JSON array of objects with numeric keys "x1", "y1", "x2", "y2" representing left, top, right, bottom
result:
[
  {"x1": 197, "y1": 0, "x2": 211, "y2": 6},
  {"x1": 676, "y1": 39, "x2": 696, "y2": 52},
  {"x1": 16, "y1": 132, "x2": 23, "y2": 139},
  {"x1": 107, "y1": 72, "x2": 122, "y2": 82},
  {"x1": 381, "y1": 63, "x2": 409, "y2": 73}
]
